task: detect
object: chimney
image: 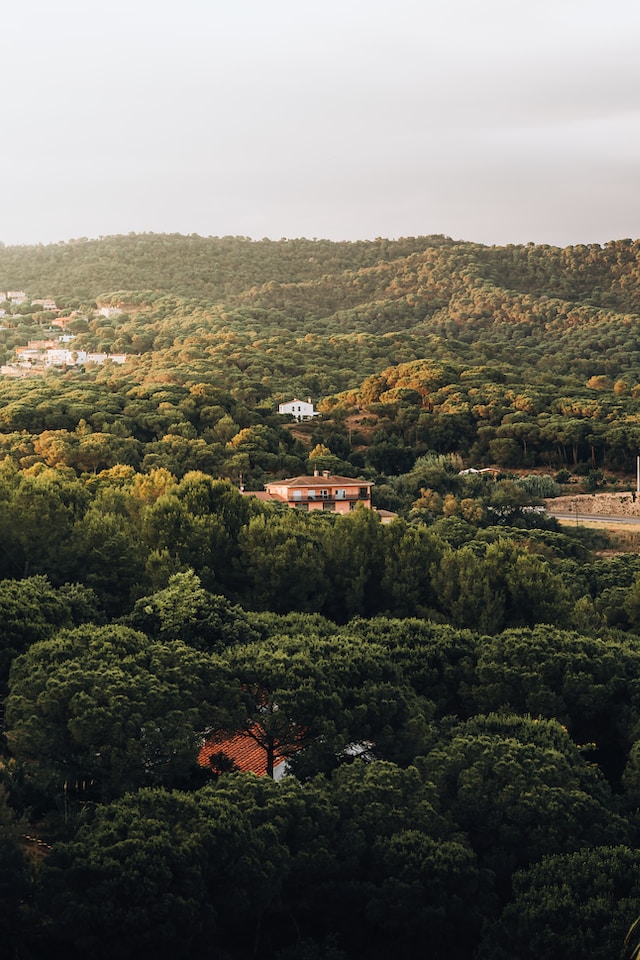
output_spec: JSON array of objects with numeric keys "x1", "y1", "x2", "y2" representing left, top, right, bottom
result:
[
  {"x1": 313, "y1": 468, "x2": 319, "y2": 477},
  {"x1": 322, "y1": 470, "x2": 330, "y2": 478}
]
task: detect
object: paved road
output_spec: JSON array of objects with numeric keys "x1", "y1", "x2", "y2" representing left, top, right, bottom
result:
[{"x1": 547, "y1": 512, "x2": 640, "y2": 525}]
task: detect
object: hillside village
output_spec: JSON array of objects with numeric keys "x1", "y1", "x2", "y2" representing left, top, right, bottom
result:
[
  {"x1": 1, "y1": 339, "x2": 129, "y2": 376},
  {"x1": 0, "y1": 291, "x2": 129, "y2": 375}
]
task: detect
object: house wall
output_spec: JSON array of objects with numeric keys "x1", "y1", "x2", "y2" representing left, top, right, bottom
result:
[
  {"x1": 264, "y1": 480, "x2": 372, "y2": 511},
  {"x1": 278, "y1": 399, "x2": 317, "y2": 420}
]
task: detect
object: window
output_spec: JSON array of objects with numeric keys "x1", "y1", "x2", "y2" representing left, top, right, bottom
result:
[
  {"x1": 359, "y1": 487, "x2": 369, "y2": 499},
  {"x1": 335, "y1": 489, "x2": 346, "y2": 500},
  {"x1": 322, "y1": 501, "x2": 335, "y2": 511},
  {"x1": 320, "y1": 489, "x2": 329, "y2": 499},
  {"x1": 307, "y1": 489, "x2": 316, "y2": 500}
]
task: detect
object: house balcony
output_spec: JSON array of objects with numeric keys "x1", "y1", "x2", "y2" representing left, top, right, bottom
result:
[{"x1": 288, "y1": 491, "x2": 371, "y2": 505}]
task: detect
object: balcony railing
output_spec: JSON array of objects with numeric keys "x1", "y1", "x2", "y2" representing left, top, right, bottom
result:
[{"x1": 288, "y1": 491, "x2": 370, "y2": 503}]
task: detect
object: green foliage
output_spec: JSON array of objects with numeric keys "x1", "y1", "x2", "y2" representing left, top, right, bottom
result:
[
  {"x1": 470, "y1": 626, "x2": 640, "y2": 784},
  {"x1": 5, "y1": 626, "x2": 231, "y2": 803},
  {"x1": 515, "y1": 473, "x2": 561, "y2": 498},
  {"x1": 0, "y1": 575, "x2": 100, "y2": 694},
  {"x1": 431, "y1": 538, "x2": 572, "y2": 633},
  {"x1": 477, "y1": 845, "x2": 640, "y2": 960},
  {"x1": 0, "y1": 784, "x2": 33, "y2": 955},
  {"x1": 237, "y1": 510, "x2": 329, "y2": 613},
  {"x1": 343, "y1": 617, "x2": 477, "y2": 719},
  {"x1": 122, "y1": 569, "x2": 259, "y2": 651},
  {"x1": 379, "y1": 522, "x2": 444, "y2": 617},
  {"x1": 5, "y1": 234, "x2": 640, "y2": 482},
  {"x1": 418, "y1": 714, "x2": 628, "y2": 890},
  {"x1": 7, "y1": 233, "x2": 640, "y2": 957},
  {"x1": 67, "y1": 503, "x2": 145, "y2": 615},
  {"x1": 320, "y1": 508, "x2": 387, "y2": 622},
  {"x1": 35, "y1": 764, "x2": 488, "y2": 960},
  {"x1": 246, "y1": 609, "x2": 338, "y2": 640}
]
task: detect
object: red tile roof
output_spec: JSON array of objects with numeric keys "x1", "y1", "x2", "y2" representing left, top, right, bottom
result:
[
  {"x1": 198, "y1": 725, "x2": 289, "y2": 777},
  {"x1": 266, "y1": 475, "x2": 372, "y2": 487}
]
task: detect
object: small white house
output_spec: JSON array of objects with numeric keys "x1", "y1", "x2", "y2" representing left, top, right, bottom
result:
[
  {"x1": 32, "y1": 299, "x2": 57, "y2": 311},
  {"x1": 278, "y1": 397, "x2": 318, "y2": 421}
]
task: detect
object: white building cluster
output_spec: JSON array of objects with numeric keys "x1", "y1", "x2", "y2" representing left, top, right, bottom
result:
[
  {"x1": 0, "y1": 290, "x2": 130, "y2": 377},
  {"x1": 2, "y1": 339, "x2": 128, "y2": 376}
]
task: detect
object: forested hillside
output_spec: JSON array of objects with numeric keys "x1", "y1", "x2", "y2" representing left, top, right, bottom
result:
[
  {"x1": 4, "y1": 234, "x2": 640, "y2": 959},
  {"x1": 0, "y1": 233, "x2": 447, "y2": 300},
  {"x1": 3, "y1": 234, "x2": 640, "y2": 483}
]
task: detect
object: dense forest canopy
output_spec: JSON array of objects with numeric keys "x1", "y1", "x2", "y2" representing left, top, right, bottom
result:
[
  {"x1": 2, "y1": 233, "x2": 640, "y2": 481},
  {"x1": 0, "y1": 233, "x2": 451, "y2": 300},
  {"x1": 4, "y1": 233, "x2": 640, "y2": 959}
]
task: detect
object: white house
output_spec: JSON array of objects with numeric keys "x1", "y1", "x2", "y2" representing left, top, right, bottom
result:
[
  {"x1": 7, "y1": 291, "x2": 27, "y2": 305},
  {"x1": 32, "y1": 299, "x2": 57, "y2": 311},
  {"x1": 43, "y1": 349, "x2": 128, "y2": 367},
  {"x1": 278, "y1": 397, "x2": 318, "y2": 421}
]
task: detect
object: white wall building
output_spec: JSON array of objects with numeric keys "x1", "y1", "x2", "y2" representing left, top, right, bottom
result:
[
  {"x1": 278, "y1": 397, "x2": 318, "y2": 421},
  {"x1": 32, "y1": 299, "x2": 57, "y2": 311},
  {"x1": 43, "y1": 349, "x2": 128, "y2": 367}
]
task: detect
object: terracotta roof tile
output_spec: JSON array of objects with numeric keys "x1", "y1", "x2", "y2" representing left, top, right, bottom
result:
[
  {"x1": 265, "y1": 475, "x2": 372, "y2": 487},
  {"x1": 198, "y1": 725, "x2": 289, "y2": 777}
]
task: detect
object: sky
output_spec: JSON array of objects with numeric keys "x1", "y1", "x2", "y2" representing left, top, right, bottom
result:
[{"x1": 2, "y1": 0, "x2": 639, "y2": 248}]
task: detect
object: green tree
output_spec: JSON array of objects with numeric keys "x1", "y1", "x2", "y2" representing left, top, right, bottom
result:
[
  {"x1": 220, "y1": 637, "x2": 346, "y2": 778},
  {"x1": 321, "y1": 508, "x2": 386, "y2": 621},
  {"x1": 0, "y1": 575, "x2": 100, "y2": 693},
  {"x1": 431, "y1": 545, "x2": 507, "y2": 633},
  {"x1": 237, "y1": 510, "x2": 328, "y2": 613},
  {"x1": 6, "y1": 626, "x2": 231, "y2": 805},
  {"x1": 470, "y1": 626, "x2": 640, "y2": 785},
  {"x1": 0, "y1": 464, "x2": 89, "y2": 579},
  {"x1": 343, "y1": 617, "x2": 477, "y2": 719},
  {"x1": 35, "y1": 786, "x2": 233, "y2": 959},
  {"x1": 0, "y1": 784, "x2": 33, "y2": 957},
  {"x1": 431, "y1": 539, "x2": 571, "y2": 633},
  {"x1": 122, "y1": 569, "x2": 258, "y2": 650},
  {"x1": 313, "y1": 762, "x2": 491, "y2": 960},
  {"x1": 379, "y1": 521, "x2": 444, "y2": 617},
  {"x1": 418, "y1": 714, "x2": 627, "y2": 892},
  {"x1": 142, "y1": 474, "x2": 252, "y2": 593},
  {"x1": 67, "y1": 504, "x2": 145, "y2": 615},
  {"x1": 477, "y1": 845, "x2": 640, "y2": 960}
]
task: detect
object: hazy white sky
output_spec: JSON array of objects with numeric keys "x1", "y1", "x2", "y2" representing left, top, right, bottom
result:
[{"x1": 2, "y1": 0, "x2": 639, "y2": 247}]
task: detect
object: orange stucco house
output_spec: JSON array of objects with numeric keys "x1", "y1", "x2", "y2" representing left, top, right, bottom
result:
[{"x1": 261, "y1": 470, "x2": 373, "y2": 513}]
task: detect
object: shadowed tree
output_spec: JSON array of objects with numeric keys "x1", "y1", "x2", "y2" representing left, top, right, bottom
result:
[{"x1": 6, "y1": 625, "x2": 232, "y2": 804}]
